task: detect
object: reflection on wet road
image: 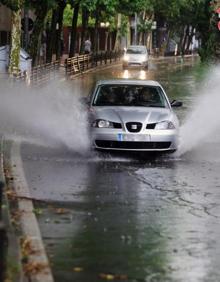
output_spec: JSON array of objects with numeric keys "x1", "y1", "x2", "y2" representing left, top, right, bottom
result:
[
  {"x1": 20, "y1": 57, "x2": 220, "y2": 282},
  {"x1": 22, "y1": 145, "x2": 220, "y2": 282}
]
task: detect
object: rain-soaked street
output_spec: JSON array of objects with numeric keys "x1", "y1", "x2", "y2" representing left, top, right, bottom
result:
[{"x1": 14, "y1": 57, "x2": 220, "y2": 281}]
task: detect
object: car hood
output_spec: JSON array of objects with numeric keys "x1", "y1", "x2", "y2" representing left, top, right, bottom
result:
[
  {"x1": 126, "y1": 54, "x2": 147, "y2": 60},
  {"x1": 91, "y1": 107, "x2": 173, "y2": 124}
]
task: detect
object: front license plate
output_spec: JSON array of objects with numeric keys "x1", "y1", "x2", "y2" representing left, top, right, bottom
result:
[{"x1": 117, "y1": 134, "x2": 150, "y2": 142}]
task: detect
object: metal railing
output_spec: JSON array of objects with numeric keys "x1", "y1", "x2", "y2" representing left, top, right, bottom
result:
[
  {"x1": 1, "y1": 50, "x2": 122, "y2": 86},
  {"x1": 65, "y1": 50, "x2": 122, "y2": 77},
  {"x1": 0, "y1": 60, "x2": 60, "y2": 87},
  {"x1": 29, "y1": 60, "x2": 60, "y2": 86}
]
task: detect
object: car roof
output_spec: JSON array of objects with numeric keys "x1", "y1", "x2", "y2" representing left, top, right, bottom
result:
[{"x1": 95, "y1": 79, "x2": 162, "y2": 87}]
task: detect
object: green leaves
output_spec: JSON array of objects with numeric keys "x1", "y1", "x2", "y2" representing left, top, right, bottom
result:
[{"x1": 0, "y1": 0, "x2": 24, "y2": 11}]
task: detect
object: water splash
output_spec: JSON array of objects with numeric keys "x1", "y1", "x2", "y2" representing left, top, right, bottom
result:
[
  {"x1": 177, "y1": 65, "x2": 220, "y2": 156},
  {"x1": 0, "y1": 80, "x2": 90, "y2": 153}
]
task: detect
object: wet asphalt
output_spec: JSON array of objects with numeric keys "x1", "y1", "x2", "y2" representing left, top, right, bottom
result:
[{"x1": 20, "y1": 57, "x2": 220, "y2": 282}]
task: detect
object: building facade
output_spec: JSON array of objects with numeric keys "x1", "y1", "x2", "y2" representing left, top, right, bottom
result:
[{"x1": 0, "y1": 5, "x2": 11, "y2": 46}]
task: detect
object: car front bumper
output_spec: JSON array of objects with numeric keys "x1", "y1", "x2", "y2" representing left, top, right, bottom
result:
[
  {"x1": 122, "y1": 60, "x2": 148, "y2": 68},
  {"x1": 91, "y1": 129, "x2": 179, "y2": 152}
]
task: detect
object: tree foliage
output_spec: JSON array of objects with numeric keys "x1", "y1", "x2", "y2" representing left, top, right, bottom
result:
[
  {"x1": 117, "y1": 0, "x2": 153, "y2": 15},
  {"x1": 0, "y1": 0, "x2": 22, "y2": 11},
  {"x1": 1, "y1": 0, "x2": 219, "y2": 65}
]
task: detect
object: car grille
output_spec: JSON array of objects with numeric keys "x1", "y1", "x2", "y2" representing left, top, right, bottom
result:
[
  {"x1": 95, "y1": 140, "x2": 171, "y2": 150},
  {"x1": 128, "y1": 62, "x2": 142, "y2": 66},
  {"x1": 113, "y1": 122, "x2": 122, "y2": 129},
  {"x1": 126, "y1": 122, "x2": 142, "y2": 133},
  {"x1": 146, "y1": 123, "x2": 156, "y2": 129}
]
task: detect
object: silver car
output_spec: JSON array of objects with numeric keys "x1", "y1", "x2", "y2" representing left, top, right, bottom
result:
[
  {"x1": 122, "y1": 45, "x2": 149, "y2": 69},
  {"x1": 88, "y1": 79, "x2": 182, "y2": 152}
]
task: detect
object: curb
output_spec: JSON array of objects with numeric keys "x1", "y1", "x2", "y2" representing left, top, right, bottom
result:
[
  {"x1": 1, "y1": 137, "x2": 24, "y2": 282},
  {"x1": 2, "y1": 140, "x2": 54, "y2": 282},
  {"x1": 10, "y1": 141, "x2": 54, "y2": 282}
]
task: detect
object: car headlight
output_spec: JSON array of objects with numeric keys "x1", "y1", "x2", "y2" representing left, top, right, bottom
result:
[
  {"x1": 155, "y1": 121, "x2": 175, "y2": 130},
  {"x1": 92, "y1": 119, "x2": 114, "y2": 128},
  {"x1": 123, "y1": 55, "x2": 129, "y2": 61}
]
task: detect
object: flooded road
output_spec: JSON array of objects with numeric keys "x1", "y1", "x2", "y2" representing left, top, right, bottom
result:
[{"x1": 19, "y1": 57, "x2": 220, "y2": 282}]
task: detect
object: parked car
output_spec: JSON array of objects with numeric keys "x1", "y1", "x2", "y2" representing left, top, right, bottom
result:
[
  {"x1": 87, "y1": 79, "x2": 182, "y2": 153},
  {"x1": 122, "y1": 45, "x2": 149, "y2": 69},
  {"x1": 0, "y1": 45, "x2": 32, "y2": 73}
]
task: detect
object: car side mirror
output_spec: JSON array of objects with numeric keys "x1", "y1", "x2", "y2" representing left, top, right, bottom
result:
[{"x1": 171, "y1": 100, "x2": 182, "y2": 107}]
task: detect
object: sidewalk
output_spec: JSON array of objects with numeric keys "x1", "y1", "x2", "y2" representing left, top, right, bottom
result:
[
  {"x1": 0, "y1": 139, "x2": 54, "y2": 282},
  {"x1": 0, "y1": 138, "x2": 24, "y2": 282}
]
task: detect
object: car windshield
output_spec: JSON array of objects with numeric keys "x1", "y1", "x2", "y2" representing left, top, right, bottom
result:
[
  {"x1": 93, "y1": 84, "x2": 168, "y2": 108},
  {"x1": 126, "y1": 47, "x2": 147, "y2": 54}
]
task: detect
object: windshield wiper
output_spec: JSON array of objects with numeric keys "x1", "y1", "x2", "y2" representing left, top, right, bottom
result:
[{"x1": 135, "y1": 103, "x2": 164, "y2": 108}]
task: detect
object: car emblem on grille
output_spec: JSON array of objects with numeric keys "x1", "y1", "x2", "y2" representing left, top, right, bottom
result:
[
  {"x1": 131, "y1": 124, "x2": 137, "y2": 130},
  {"x1": 126, "y1": 122, "x2": 142, "y2": 132}
]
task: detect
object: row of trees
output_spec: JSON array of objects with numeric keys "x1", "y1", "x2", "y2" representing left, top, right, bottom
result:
[{"x1": 0, "y1": 0, "x2": 220, "y2": 75}]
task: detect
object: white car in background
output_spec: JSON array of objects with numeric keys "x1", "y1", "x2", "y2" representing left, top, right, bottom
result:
[{"x1": 122, "y1": 45, "x2": 149, "y2": 69}]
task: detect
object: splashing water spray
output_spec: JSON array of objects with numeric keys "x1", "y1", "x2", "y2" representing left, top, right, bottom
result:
[
  {"x1": 2, "y1": 66, "x2": 220, "y2": 159},
  {"x1": 177, "y1": 65, "x2": 220, "y2": 156},
  {"x1": 0, "y1": 80, "x2": 90, "y2": 153}
]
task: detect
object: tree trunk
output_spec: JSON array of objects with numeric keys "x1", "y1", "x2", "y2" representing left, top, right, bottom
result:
[
  {"x1": 178, "y1": 26, "x2": 185, "y2": 55},
  {"x1": 46, "y1": 9, "x2": 58, "y2": 63},
  {"x1": 80, "y1": 8, "x2": 89, "y2": 54},
  {"x1": 94, "y1": 10, "x2": 100, "y2": 53},
  {"x1": 104, "y1": 31, "x2": 109, "y2": 51},
  {"x1": 55, "y1": 0, "x2": 66, "y2": 60},
  {"x1": 164, "y1": 29, "x2": 170, "y2": 55},
  {"x1": 69, "y1": 3, "x2": 80, "y2": 57},
  {"x1": 181, "y1": 25, "x2": 189, "y2": 55},
  {"x1": 9, "y1": 7, "x2": 21, "y2": 75},
  {"x1": 185, "y1": 26, "x2": 194, "y2": 53},
  {"x1": 114, "y1": 13, "x2": 121, "y2": 51},
  {"x1": 28, "y1": 5, "x2": 49, "y2": 66}
]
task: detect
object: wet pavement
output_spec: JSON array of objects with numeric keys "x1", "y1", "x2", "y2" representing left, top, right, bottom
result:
[{"x1": 19, "y1": 56, "x2": 220, "y2": 282}]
